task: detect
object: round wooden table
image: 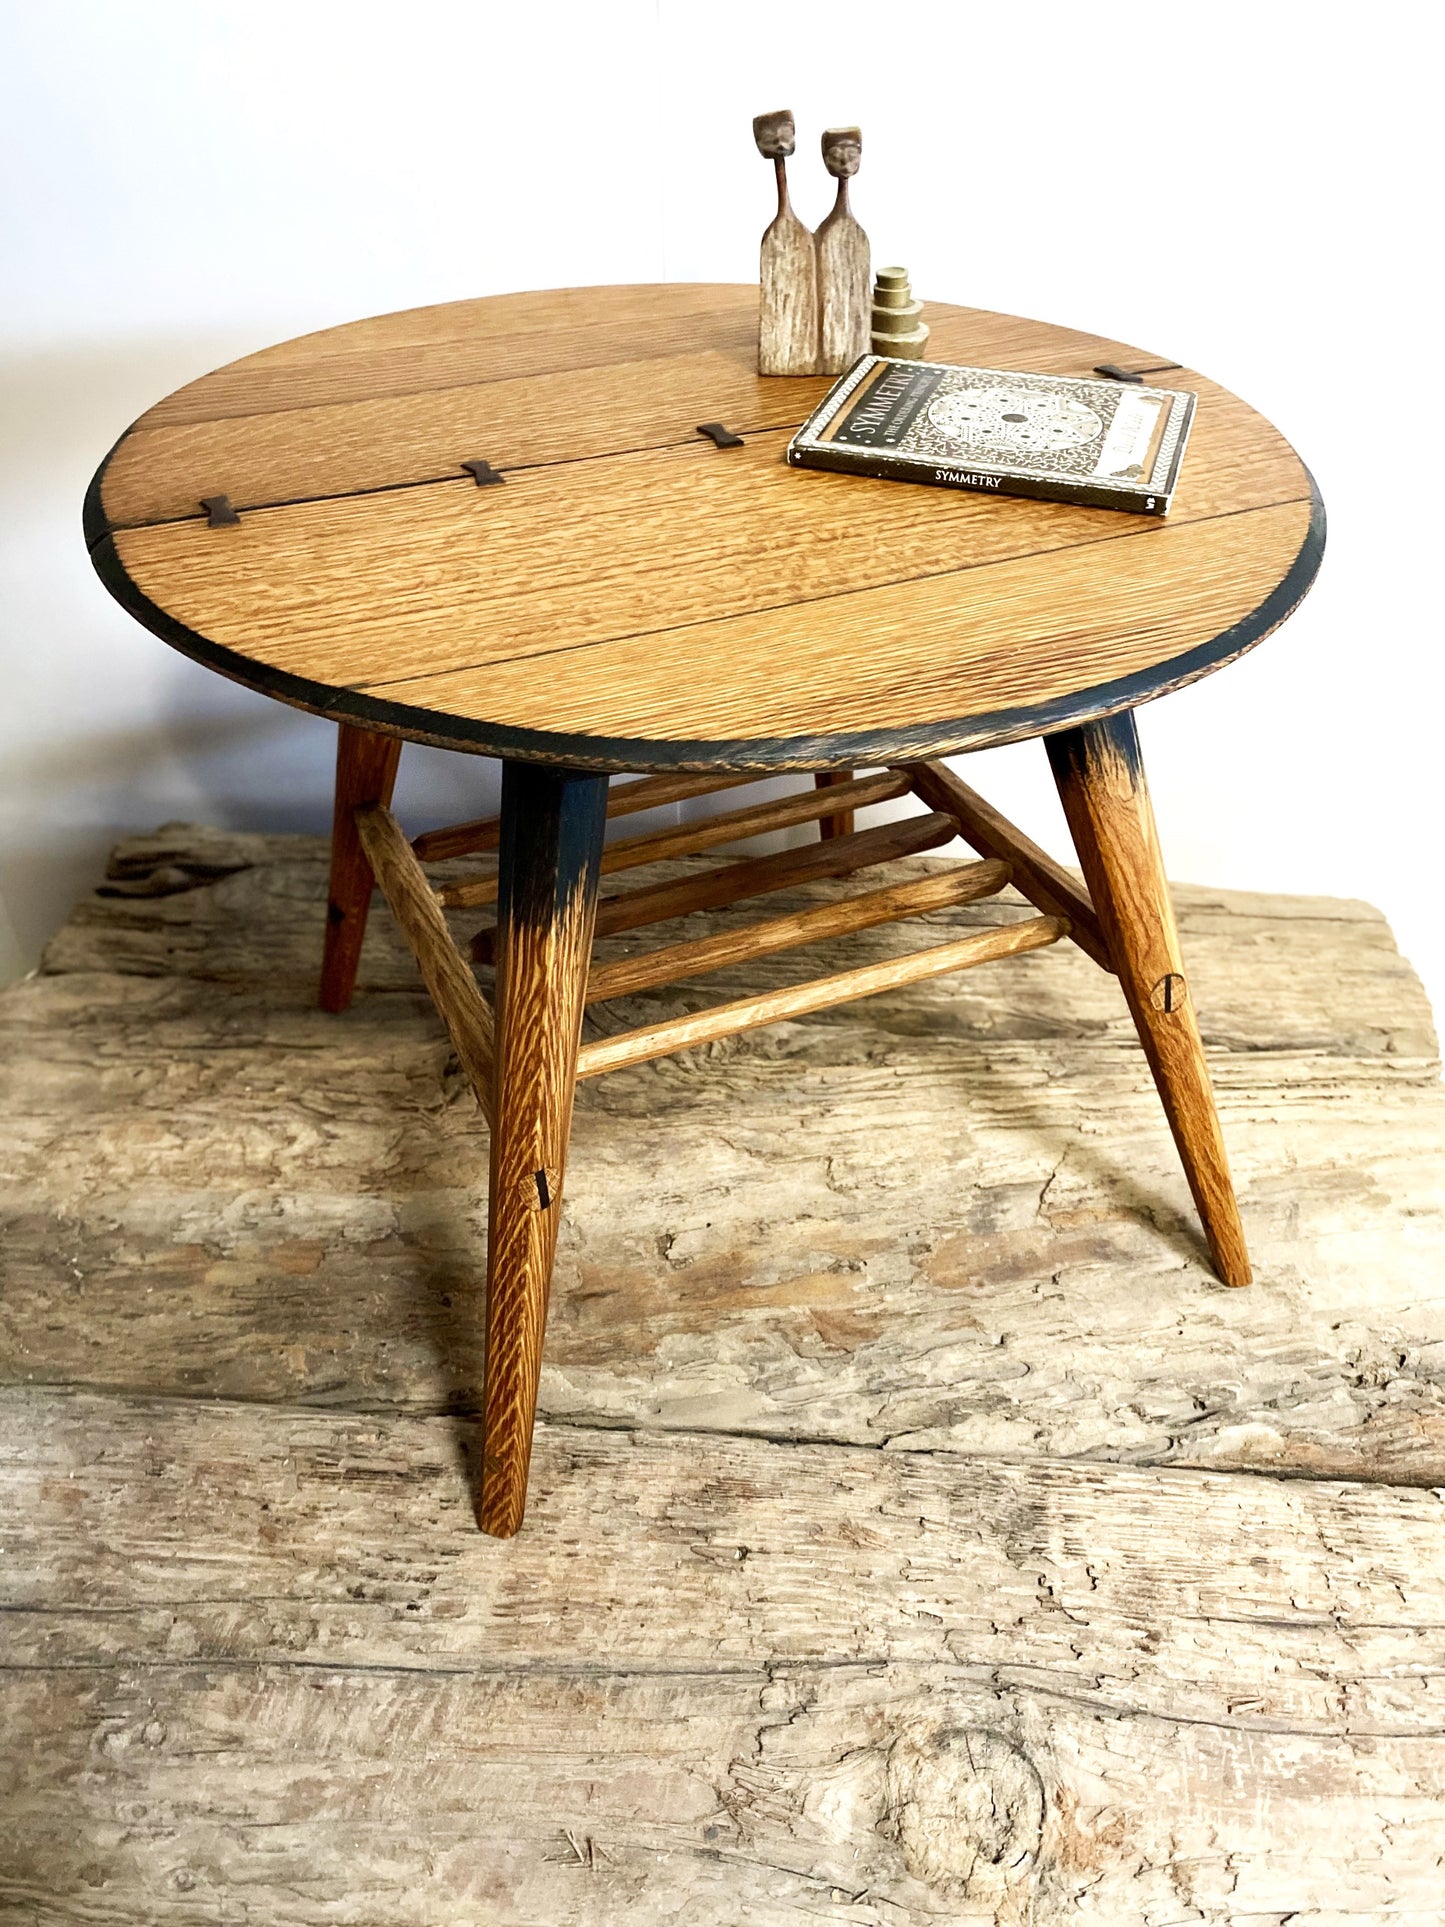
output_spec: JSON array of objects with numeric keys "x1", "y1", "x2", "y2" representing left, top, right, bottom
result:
[{"x1": 86, "y1": 283, "x2": 1324, "y2": 1534}]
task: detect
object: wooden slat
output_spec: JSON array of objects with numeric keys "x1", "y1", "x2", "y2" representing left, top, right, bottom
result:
[
  {"x1": 131, "y1": 287, "x2": 1160, "y2": 430},
  {"x1": 907, "y1": 758, "x2": 1112, "y2": 970},
  {"x1": 437, "y1": 769, "x2": 910, "y2": 909},
  {"x1": 107, "y1": 376, "x2": 1310, "y2": 709},
  {"x1": 352, "y1": 804, "x2": 495, "y2": 1123},
  {"x1": 471, "y1": 811, "x2": 960, "y2": 962},
  {"x1": 585, "y1": 859, "x2": 1010, "y2": 1001},
  {"x1": 134, "y1": 285, "x2": 763, "y2": 427},
  {"x1": 412, "y1": 772, "x2": 759, "y2": 864},
  {"x1": 575, "y1": 915, "x2": 1066, "y2": 1079},
  {"x1": 361, "y1": 499, "x2": 1313, "y2": 759},
  {"x1": 100, "y1": 352, "x2": 825, "y2": 530}
]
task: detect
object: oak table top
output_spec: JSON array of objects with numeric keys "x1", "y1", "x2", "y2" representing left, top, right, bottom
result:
[{"x1": 85, "y1": 282, "x2": 1323, "y2": 772}]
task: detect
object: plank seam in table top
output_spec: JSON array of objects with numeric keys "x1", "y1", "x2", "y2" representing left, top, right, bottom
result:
[
  {"x1": 88, "y1": 364, "x2": 1187, "y2": 540},
  {"x1": 92, "y1": 384, "x2": 1304, "y2": 679},
  {"x1": 108, "y1": 282, "x2": 1177, "y2": 436},
  {"x1": 88, "y1": 419, "x2": 813, "y2": 544},
  {"x1": 349, "y1": 492, "x2": 1313, "y2": 700}
]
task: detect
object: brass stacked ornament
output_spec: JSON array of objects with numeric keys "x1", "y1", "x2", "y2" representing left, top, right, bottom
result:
[{"x1": 869, "y1": 266, "x2": 929, "y2": 360}]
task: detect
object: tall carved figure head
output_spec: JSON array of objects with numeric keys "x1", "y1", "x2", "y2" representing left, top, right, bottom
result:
[
  {"x1": 822, "y1": 126, "x2": 862, "y2": 179},
  {"x1": 753, "y1": 110, "x2": 797, "y2": 160}
]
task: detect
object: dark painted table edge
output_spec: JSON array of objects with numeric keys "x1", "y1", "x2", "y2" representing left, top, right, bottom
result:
[{"x1": 86, "y1": 477, "x2": 1325, "y2": 775}]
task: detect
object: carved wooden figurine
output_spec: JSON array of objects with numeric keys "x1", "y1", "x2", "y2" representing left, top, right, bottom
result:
[
  {"x1": 870, "y1": 264, "x2": 929, "y2": 359},
  {"x1": 752, "y1": 110, "x2": 820, "y2": 376},
  {"x1": 816, "y1": 126, "x2": 870, "y2": 373}
]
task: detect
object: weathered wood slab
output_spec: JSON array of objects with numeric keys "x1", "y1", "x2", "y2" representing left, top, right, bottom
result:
[
  {"x1": 2, "y1": 1387, "x2": 1444, "y2": 1922},
  {"x1": 3, "y1": 826, "x2": 1445, "y2": 1919},
  {"x1": 3, "y1": 825, "x2": 1441, "y2": 1485}
]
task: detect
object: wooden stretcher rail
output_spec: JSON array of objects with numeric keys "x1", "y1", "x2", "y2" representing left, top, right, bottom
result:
[
  {"x1": 586, "y1": 859, "x2": 1011, "y2": 1003},
  {"x1": 353, "y1": 804, "x2": 496, "y2": 1123},
  {"x1": 906, "y1": 759, "x2": 1113, "y2": 971},
  {"x1": 411, "y1": 771, "x2": 763, "y2": 864},
  {"x1": 436, "y1": 769, "x2": 911, "y2": 910},
  {"x1": 470, "y1": 812, "x2": 958, "y2": 964},
  {"x1": 575, "y1": 915, "x2": 1068, "y2": 1080}
]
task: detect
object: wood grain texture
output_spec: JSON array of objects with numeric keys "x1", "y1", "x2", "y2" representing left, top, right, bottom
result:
[
  {"x1": 11, "y1": 829, "x2": 1441, "y2": 1913},
  {"x1": 816, "y1": 178, "x2": 869, "y2": 373},
  {"x1": 436, "y1": 769, "x2": 909, "y2": 909},
  {"x1": 104, "y1": 374, "x2": 1309, "y2": 698},
  {"x1": 575, "y1": 916, "x2": 1065, "y2": 1079},
  {"x1": 352, "y1": 804, "x2": 495, "y2": 1124},
  {"x1": 585, "y1": 860, "x2": 1010, "y2": 1001},
  {"x1": 130, "y1": 284, "x2": 763, "y2": 428},
  {"x1": 1048, "y1": 712, "x2": 1250, "y2": 1288},
  {"x1": 317, "y1": 722, "x2": 400, "y2": 1013},
  {"x1": 86, "y1": 284, "x2": 1321, "y2": 769},
  {"x1": 119, "y1": 285, "x2": 1158, "y2": 438},
  {"x1": 8, "y1": 827, "x2": 1445, "y2": 1482},
  {"x1": 907, "y1": 758, "x2": 1110, "y2": 969},
  {"x1": 5, "y1": 1387, "x2": 1445, "y2": 1920},
  {"x1": 348, "y1": 499, "x2": 1316, "y2": 763},
  {"x1": 758, "y1": 154, "x2": 820, "y2": 376},
  {"x1": 101, "y1": 351, "x2": 824, "y2": 530},
  {"x1": 482, "y1": 765, "x2": 609, "y2": 1536}
]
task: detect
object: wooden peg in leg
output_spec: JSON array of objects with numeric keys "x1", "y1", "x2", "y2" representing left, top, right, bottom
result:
[
  {"x1": 817, "y1": 126, "x2": 869, "y2": 374},
  {"x1": 319, "y1": 722, "x2": 401, "y2": 1014},
  {"x1": 753, "y1": 109, "x2": 820, "y2": 376},
  {"x1": 1046, "y1": 712, "x2": 1252, "y2": 1287},
  {"x1": 480, "y1": 762, "x2": 609, "y2": 1537}
]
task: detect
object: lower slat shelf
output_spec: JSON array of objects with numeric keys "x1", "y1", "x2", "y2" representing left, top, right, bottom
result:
[
  {"x1": 575, "y1": 914, "x2": 1067, "y2": 1080},
  {"x1": 586, "y1": 859, "x2": 1011, "y2": 1003}
]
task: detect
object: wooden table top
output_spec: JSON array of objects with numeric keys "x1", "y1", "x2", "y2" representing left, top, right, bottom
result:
[{"x1": 85, "y1": 283, "x2": 1323, "y2": 772}]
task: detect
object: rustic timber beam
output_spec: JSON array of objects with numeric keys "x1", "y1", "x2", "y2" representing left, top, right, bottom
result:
[
  {"x1": 470, "y1": 812, "x2": 959, "y2": 964},
  {"x1": 586, "y1": 859, "x2": 1010, "y2": 1003},
  {"x1": 576, "y1": 915, "x2": 1067, "y2": 1079},
  {"x1": 411, "y1": 772, "x2": 762, "y2": 864},
  {"x1": 437, "y1": 769, "x2": 912, "y2": 910},
  {"x1": 353, "y1": 804, "x2": 496, "y2": 1124},
  {"x1": 905, "y1": 760, "x2": 1113, "y2": 971}
]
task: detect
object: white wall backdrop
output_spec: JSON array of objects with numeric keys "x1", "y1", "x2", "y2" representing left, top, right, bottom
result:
[{"x1": 2, "y1": 1, "x2": 1440, "y2": 1021}]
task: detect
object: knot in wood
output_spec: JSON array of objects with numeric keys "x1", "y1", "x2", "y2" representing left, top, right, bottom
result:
[{"x1": 884, "y1": 1728, "x2": 1045, "y2": 1901}]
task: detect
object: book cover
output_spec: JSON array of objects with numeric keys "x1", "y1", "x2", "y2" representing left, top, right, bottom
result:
[{"x1": 787, "y1": 356, "x2": 1196, "y2": 514}]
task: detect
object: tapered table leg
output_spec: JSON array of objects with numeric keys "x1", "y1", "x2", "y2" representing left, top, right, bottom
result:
[
  {"x1": 480, "y1": 762, "x2": 609, "y2": 1537},
  {"x1": 1046, "y1": 711, "x2": 1251, "y2": 1287},
  {"x1": 319, "y1": 723, "x2": 402, "y2": 1013}
]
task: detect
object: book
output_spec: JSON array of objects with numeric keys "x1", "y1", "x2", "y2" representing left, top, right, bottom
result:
[{"x1": 787, "y1": 355, "x2": 1196, "y2": 514}]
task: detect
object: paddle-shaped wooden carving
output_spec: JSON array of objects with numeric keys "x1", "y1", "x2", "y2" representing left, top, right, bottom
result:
[
  {"x1": 816, "y1": 126, "x2": 870, "y2": 373},
  {"x1": 752, "y1": 110, "x2": 820, "y2": 376},
  {"x1": 754, "y1": 112, "x2": 870, "y2": 377}
]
